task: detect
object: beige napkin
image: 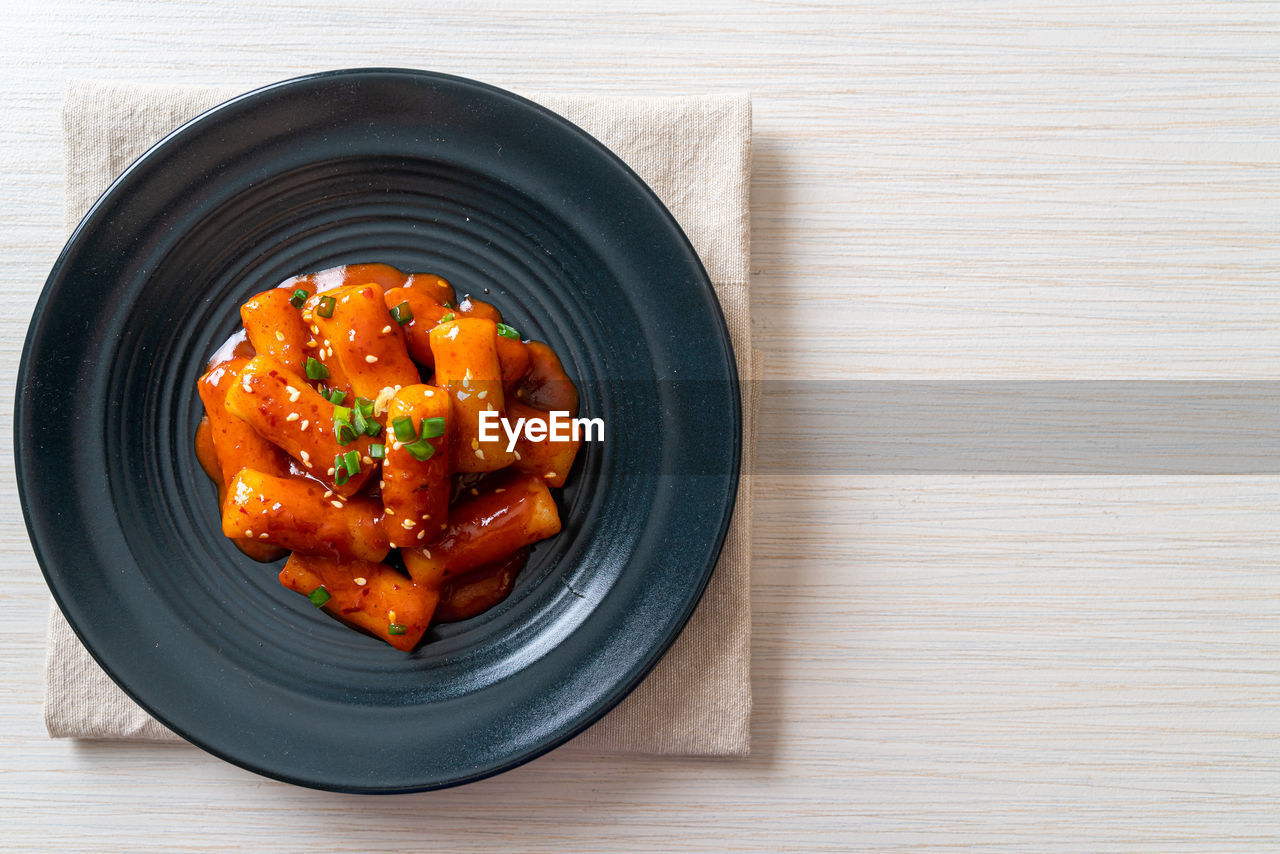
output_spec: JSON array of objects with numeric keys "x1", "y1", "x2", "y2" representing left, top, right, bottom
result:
[{"x1": 45, "y1": 80, "x2": 758, "y2": 756}]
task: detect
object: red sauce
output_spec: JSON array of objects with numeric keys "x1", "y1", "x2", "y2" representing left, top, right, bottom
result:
[{"x1": 435, "y1": 548, "x2": 530, "y2": 622}]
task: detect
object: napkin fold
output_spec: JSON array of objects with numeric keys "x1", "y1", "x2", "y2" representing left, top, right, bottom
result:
[{"x1": 45, "y1": 80, "x2": 757, "y2": 756}]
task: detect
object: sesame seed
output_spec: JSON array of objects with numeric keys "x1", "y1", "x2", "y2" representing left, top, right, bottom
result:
[
  {"x1": 354, "y1": 577, "x2": 367, "y2": 586},
  {"x1": 401, "y1": 518, "x2": 415, "y2": 529},
  {"x1": 362, "y1": 456, "x2": 373, "y2": 465},
  {"x1": 348, "y1": 329, "x2": 356, "y2": 342},
  {"x1": 240, "y1": 375, "x2": 253, "y2": 393},
  {"x1": 546, "y1": 471, "x2": 556, "y2": 478},
  {"x1": 477, "y1": 390, "x2": 488, "y2": 399},
  {"x1": 286, "y1": 412, "x2": 299, "y2": 422},
  {"x1": 326, "y1": 467, "x2": 335, "y2": 475},
  {"x1": 274, "y1": 330, "x2": 285, "y2": 342},
  {"x1": 259, "y1": 532, "x2": 269, "y2": 540},
  {"x1": 417, "y1": 531, "x2": 426, "y2": 540},
  {"x1": 379, "y1": 480, "x2": 386, "y2": 489},
  {"x1": 330, "y1": 500, "x2": 344, "y2": 509},
  {"x1": 306, "y1": 339, "x2": 318, "y2": 348},
  {"x1": 365, "y1": 355, "x2": 378, "y2": 363},
  {"x1": 285, "y1": 386, "x2": 301, "y2": 403},
  {"x1": 462, "y1": 376, "x2": 470, "y2": 389},
  {"x1": 446, "y1": 326, "x2": 459, "y2": 340},
  {"x1": 470, "y1": 438, "x2": 480, "y2": 450},
  {"x1": 495, "y1": 488, "x2": 505, "y2": 493},
  {"x1": 469, "y1": 488, "x2": 478, "y2": 496},
  {"x1": 486, "y1": 403, "x2": 495, "y2": 412},
  {"x1": 300, "y1": 420, "x2": 309, "y2": 430},
  {"x1": 456, "y1": 391, "x2": 470, "y2": 401},
  {"x1": 513, "y1": 451, "x2": 522, "y2": 461},
  {"x1": 323, "y1": 490, "x2": 333, "y2": 498},
  {"x1": 474, "y1": 449, "x2": 484, "y2": 460},
  {"x1": 424, "y1": 389, "x2": 433, "y2": 397},
  {"x1": 381, "y1": 325, "x2": 392, "y2": 334},
  {"x1": 300, "y1": 451, "x2": 311, "y2": 463},
  {"x1": 244, "y1": 529, "x2": 254, "y2": 537},
  {"x1": 385, "y1": 507, "x2": 395, "y2": 515},
  {"x1": 310, "y1": 325, "x2": 319, "y2": 335},
  {"x1": 388, "y1": 610, "x2": 397, "y2": 623}
]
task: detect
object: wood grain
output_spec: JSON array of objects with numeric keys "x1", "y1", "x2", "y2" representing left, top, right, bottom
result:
[{"x1": 4, "y1": 1, "x2": 1280, "y2": 850}]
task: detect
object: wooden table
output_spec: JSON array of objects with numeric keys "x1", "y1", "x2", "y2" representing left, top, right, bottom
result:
[{"x1": 4, "y1": 3, "x2": 1279, "y2": 850}]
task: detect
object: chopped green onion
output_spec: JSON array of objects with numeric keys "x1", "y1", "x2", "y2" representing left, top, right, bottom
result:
[
  {"x1": 365, "y1": 419, "x2": 383, "y2": 438},
  {"x1": 333, "y1": 408, "x2": 358, "y2": 445},
  {"x1": 351, "y1": 407, "x2": 369, "y2": 437},
  {"x1": 496, "y1": 323, "x2": 521, "y2": 340},
  {"x1": 390, "y1": 301, "x2": 413, "y2": 326},
  {"x1": 289, "y1": 288, "x2": 309, "y2": 308},
  {"x1": 308, "y1": 586, "x2": 330, "y2": 607},
  {"x1": 404, "y1": 438, "x2": 435, "y2": 462},
  {"x1": 388, "y1": 623, "x2": 407, "y2": 635},
  {"x1": 333, "y1": 454, "x2": 349, "y2": 486},
  {"x1": 327, "y1": 389, "x2": 346, "y2": 406},
  {"x1": 354, "y1": 397, "x2": 375, "y2": 419},
  {"x1": 316, "y1": 295, "x2": 336, "y2": 318},
  {"x1": 369, "y1": 443, "x2": 385, "y2": 460},
  {"x1": 335, "y1": 423, "x2": 358, "y2": 446},
  {"x1": 442, "y1": 302, "x2": 452, "y2": 309},
  {"x1": 305, "y1": 357, "x2": 329, "y2": 380},
  {"x1": 341, "y1": 450, "x2": 361, "y2": 476},
  {"x1": 420, "y1": 417, "x2": 446, "y2": 439},
  {"x1": 391, "y1": 415, "x2": 417, "y2": 443},
  {"x1": 438, "y1": 312, "x2": 455, "y2": 323}
]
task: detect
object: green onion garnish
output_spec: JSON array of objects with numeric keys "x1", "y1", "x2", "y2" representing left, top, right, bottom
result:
[
  {"x1": 305, "y1": 357, "x2": 329, "y2": 380},
  {"x1": 289, "y1": 288, "x2": 309, "y2": 308},
  {"x1": 404, "y1": 438, "x2": 435, "y2": 462},
  {"x1": 351, "y1": 407, "x2": 369, "y2": 437},
  {"x1": 388, "y1": 623, "x2": 407, "y2": 635},
  {"x1": 308, "y1": 586, "x2": 330, "y2": 607},
  {"x1": 390, "y1": 301, "x2": 413, "y2": 326},
  {"x1": 327, "y1": 389, "x2": 346, "y2": 406},
  {"x1": 333, "y1": 454, "x2": 349, "y2": 486},
  {"x1": 391, "y1": 415, "x2": 417, "y2": 443},
  {"x1": 341, "y1": 450, "x2": 361, "y2": 476},
  {"x1": 316, "y1": 295, "x2": 336, "y2": 318},
  {"x1": 496, "y1": 323, "x2": 521, "y2": 340},
  {"x1": 355, "y1": 397, "x2": 375, "y2": 418},
  {"x1": 369, "y1": 443, "x2": 385, "y2": 460},
  {"x1": 442, "y1": 302, "x2": 452, "y2": 309},
  {"x1": 438, "y1": 312, "x2": 455, "y2": 323},
  {"x1": 333, "y1": 408, "x2": 358, "y2": 445},
  {"x1": 421, "y1": 417, "x2": 446, "y2": 439},
  {"x1": 365, "y1": 420, "x2": 382, "y2": 438}
]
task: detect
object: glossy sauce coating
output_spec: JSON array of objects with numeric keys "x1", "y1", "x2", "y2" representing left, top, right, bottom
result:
[
  {"x1": 224, "y1": 354, "x2": 377, "y2": 497},
  {"x1": 401, "y1": 472, "x2": 561, "y2": 582},
  {"x1": 302, "y1": 283, "x2": 420, "y2": 401},
  {"x1": 434, "y1": 548, "x2": 529, "y2": 623},
  {"x1": 241, "y1": 288, "x2": 311, "y2": 373},
  {"x1": 429, "y1": 317, "x2": 517, "y2": 472},
  {"x1": 223, "y1": 468, "x2": 390, "y2": 563},
  {"x1": 279, "y1": 553, "x2": 437, "y2": 652},
  {"x1": 381, "y1": 384, "x2": 452, "y2": 548}
]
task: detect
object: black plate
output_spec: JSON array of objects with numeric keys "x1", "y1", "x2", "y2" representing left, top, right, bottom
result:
[{"x1": 16, "y1": 69, "x2": 740, "y2": 792}]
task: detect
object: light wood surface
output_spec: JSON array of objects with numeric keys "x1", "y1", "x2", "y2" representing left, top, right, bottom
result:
[{"x1": 4, "y1": 2, "x2": 1280, "y2": 850}]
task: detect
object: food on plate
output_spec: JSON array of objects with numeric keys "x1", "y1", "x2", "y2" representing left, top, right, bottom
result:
[{"x1": 195, "y1": 263, "x2": 582, "y2": 650}]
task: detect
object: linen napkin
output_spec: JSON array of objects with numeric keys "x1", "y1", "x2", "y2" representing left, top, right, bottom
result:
[{"x1": 44, "y1": 79, "x2": 758, "y2": 756}]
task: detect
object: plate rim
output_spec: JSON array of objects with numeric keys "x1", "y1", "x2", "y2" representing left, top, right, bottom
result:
[{"x1": 16, "y1": 67, "x2": 743, "y2": 792}]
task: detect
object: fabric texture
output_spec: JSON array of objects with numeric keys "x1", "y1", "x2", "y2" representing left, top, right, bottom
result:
[{"x1": 45, "y1": 80, "x2": 757, "y2": 756}]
